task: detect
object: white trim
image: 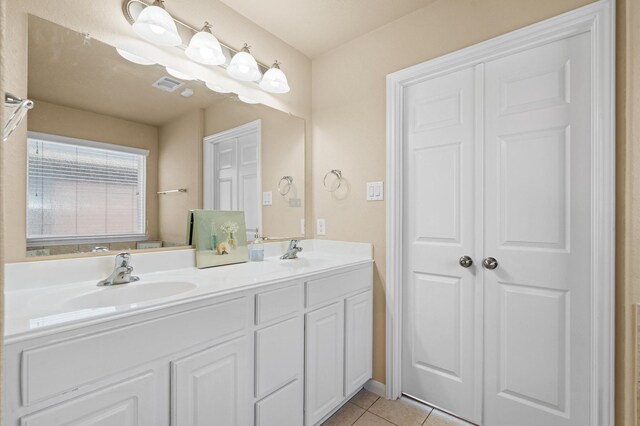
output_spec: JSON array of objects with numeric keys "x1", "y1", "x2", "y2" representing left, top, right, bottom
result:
[
  {"x1": 27, "y1": 131, "x2": 150, "y2": 157},
  {"x1": 203, "y1": 119, "x2": 262, "y2": 234},
  {"x1": 364, "y1": 379, "x2": 386, "y2": 398},
  {"x1": 385, "y1": 1, "x2": 615, "y2": 425}
]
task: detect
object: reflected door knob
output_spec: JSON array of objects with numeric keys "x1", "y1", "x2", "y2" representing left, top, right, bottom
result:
[
  {"x1": 483, "y1": 257, "x2": 498, "y2": 270},
  {"x1": 459, "y1": 256, "x2": 473, "y2": 268}
]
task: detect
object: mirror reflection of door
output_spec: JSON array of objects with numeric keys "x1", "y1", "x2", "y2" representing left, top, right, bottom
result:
[{"x1": 204, "y1": 120, "x2": 261, "y2": 241}]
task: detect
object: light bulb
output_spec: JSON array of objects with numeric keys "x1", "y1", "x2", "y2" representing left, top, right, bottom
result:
[
  {"x1": 259, "y1": 60, "x2": 290, "y2": 94},
  {"x1": 227, "y1": 44, "x2": 262, "y2": 82},
  {"x1": 132, "y1": 1, "x2": 181, "y2": 46},
  {"x1": 149, "y1": 24, "x2": 165, "y2": 35},
  {"x1": 185, "y1": 22, "x2": 225, "y2": 65}
]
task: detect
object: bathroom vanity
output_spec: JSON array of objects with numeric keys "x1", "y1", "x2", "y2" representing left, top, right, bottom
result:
[{"x1": 4, "y1": 240, "x2": 373, "y2": 426}]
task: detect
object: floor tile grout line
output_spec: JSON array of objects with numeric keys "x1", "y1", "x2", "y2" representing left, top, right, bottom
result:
[
  {"x1": 366, "y1": 409, "x2": 401, "y2": 426},
  {"x1": 349, "y1": 404, "x2": 367, "y2": 426}
]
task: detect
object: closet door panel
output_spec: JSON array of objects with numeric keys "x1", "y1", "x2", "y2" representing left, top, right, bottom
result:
[
  {"x1": 483, "y1": 32, "x2": 591, "y2": 426},
  {"x1": 401, "y1": 65, "x2": 481, "y2": 424}
]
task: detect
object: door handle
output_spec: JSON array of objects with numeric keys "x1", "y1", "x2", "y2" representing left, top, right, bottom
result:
[
  {"x1": 482, "y1": 257, "x2": 498, "y2": 270},
  {"x1": 459, "y1": 256, "x2": 473, "y2": 268}
]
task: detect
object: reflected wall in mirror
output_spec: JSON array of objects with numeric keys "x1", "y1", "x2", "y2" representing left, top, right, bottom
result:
[{"x1": 25, "y1": 15, "x2": 305, "y2": 257}]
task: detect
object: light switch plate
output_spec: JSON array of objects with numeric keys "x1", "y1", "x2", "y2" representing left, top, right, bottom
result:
[
  {"x1": 262, "y1": 191, "x2": 273, "y2": 206},
  {"x1": 300, "y1": 219, "x2": 305, "y2": 235},
  {"x1": 366, "y1": 182, "x2": 384, "y2": 201},
  {"x1": 317, "y1": 218, "x2": 326, "y2": 236}
]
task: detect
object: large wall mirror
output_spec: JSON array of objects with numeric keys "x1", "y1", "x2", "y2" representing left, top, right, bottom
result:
[{"x1": 25, "y1": 15, "x2": 305, "y2": 257}]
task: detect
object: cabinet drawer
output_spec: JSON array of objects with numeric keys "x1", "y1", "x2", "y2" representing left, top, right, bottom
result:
[
  {"x1": 255, "y1": 317, "x2": 303, "y2": 399},
  {"x1": 255, "y1": 283, "x2": 303, "y2": 325},
  {"x1": 21, "y1": 297, "x2": 249, "y2": 406},
  {"x1": 20, "y1": 371, "x2": 156, "y2": 426},
  {"x1": 255, "y1": 379, "x2": 303, "y2": 426},
  {"x1": 305, "y1": 267, "x2": 372, "y2": 308}
]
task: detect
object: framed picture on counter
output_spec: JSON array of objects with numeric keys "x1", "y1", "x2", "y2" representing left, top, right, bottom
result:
[{"x1": 188, "y1": 210, "x2": 249, "y2": 268}]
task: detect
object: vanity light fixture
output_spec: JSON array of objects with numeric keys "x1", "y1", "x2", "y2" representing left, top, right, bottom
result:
[
  {"x1": 132, "y1": 0, "x2": 181, "y2": 46},
  {"x1": 238, "y1": 95, "x2": 259, "y2": 104},
  {"x1": 259, "y1": 60, "x2": 290, "y2": 94},
  {"x1": 166, "y1": 67, "x2": 196, "y2": 80},
  {"x1": 185, "y1": 22, "x2": 225, "y2": 65},
  {"x1": 115, "y1": 48, "x2": 155, "y2": 65},
  {"x1": 227, "y1": 44, "x2": 262, "y2": 82},
  {"x1": 205, "y1": 81, "x2": 231, "y2": 93}
]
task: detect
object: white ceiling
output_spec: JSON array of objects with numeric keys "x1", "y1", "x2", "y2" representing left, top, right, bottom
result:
[{"x1": 220, "y1": 0, "x2": 437, "y2": 58}]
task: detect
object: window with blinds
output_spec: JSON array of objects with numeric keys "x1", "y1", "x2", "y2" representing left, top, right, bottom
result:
[{"x1": 27, "y1": 133, "x2": 148, "y2": 246}]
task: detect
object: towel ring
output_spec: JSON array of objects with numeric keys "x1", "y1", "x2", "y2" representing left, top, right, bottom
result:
[
  {"x1": 323, "y1": 169, "x2": 343, "y2": 192},
  {"x1": 278, "y1": 176, "x2": 293, "y2": 195}
]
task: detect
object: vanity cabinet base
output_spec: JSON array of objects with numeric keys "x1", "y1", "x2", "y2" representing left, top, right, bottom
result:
[{"x1": 5, "y1": 263, "x2": 373, "y2": 426}]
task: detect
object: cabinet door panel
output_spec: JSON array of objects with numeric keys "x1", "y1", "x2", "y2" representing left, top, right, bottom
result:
[
  {"x1": 344, "y1": 291, "x2": 373, "y2": 396},
  {"x1": 20, "y1": 372, "x2": 156, "y2": 426},
  {"x1": 171, "y1": 337, "x2": 250, "y2": 426},
  {"x1": 305, "y1": 302, "x2": 345, "y2": 426},
  {"x1": 255, "y1": 379, "x2": 303, "y2": 426},
  {"x1": 255, "y1": 317, "x2": 303, "y2": 398}
]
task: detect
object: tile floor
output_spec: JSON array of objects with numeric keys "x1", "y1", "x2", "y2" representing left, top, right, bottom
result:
[{"x1": 321, "y1": 389, "x2": 475, "y2": 426}]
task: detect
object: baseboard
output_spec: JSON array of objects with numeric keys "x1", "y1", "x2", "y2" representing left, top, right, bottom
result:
[{"x1": 364, "y1": 379, "x2": 386, "y2": 398}]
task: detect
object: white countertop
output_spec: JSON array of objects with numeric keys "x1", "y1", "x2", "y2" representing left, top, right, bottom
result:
[{"x1": 4, "y1": 240, "x2": 372, "y2": 342}]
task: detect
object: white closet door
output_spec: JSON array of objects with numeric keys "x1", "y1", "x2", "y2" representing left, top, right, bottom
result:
[
  {"x1": 213, "y1": 139, "x2": 238, "y2": 211},
  {"x1": 401, "y1": 66, "x2": 481, "y2": 423},
  {"x1": 483, "y1": 33, "x2": 591, "y2": 426},
  {"x1": 237, "y1": 134, "x2": 259, "y2": 238}
]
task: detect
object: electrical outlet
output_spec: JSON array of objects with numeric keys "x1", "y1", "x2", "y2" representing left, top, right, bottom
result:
[
  {"x1": 300, "y1": 219, "x2": 305, "y2": 235},
  {"x1": 316, "y1": 218, "x2": 326, "y2": 236},
  {"x1": 262, "y1": 191, "x2": 273, "y2": 206}
]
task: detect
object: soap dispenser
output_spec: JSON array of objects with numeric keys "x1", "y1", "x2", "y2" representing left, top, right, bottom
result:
[{"x1": 249, "y1": 229, "x2": 264, "y2": 261}]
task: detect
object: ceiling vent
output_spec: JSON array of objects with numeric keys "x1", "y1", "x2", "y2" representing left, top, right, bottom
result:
[{"x1": 152, "y1": 76, "x2": 184, "y2": 92}]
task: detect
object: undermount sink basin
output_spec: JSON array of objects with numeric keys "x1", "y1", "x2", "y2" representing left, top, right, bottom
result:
[{"x1": 61, "y1": 281, "x2": 197, "y2": 309}]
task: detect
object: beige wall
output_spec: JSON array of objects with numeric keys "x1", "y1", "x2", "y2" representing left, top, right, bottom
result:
[
  {"x1": 617, "y1": 0, "x2": 640, "y2": 424},
  {"x1": 204, "y1": 100, "x2": 306, "y2": 239},
  {"x1": 27, "y1": 100, "x2": 160, "y2": 241},
  {"x1": 158, "y1": 109, "x2": 204, "y2": 244}
]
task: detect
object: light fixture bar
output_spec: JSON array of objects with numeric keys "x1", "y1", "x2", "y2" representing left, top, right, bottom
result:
[{"x1": 122, "y1": 0, "x2": 269, "y2": 74}]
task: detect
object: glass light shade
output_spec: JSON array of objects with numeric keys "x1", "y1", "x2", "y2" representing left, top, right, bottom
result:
[
  {"x1": 166, "y1": 67, "x2": 195, "y2": 80},
  {"x1": 238, "y1": 95, "x2": 259, "y2": 104},
  {"x1": 227, "y1": 45, "x2": 262, "y2": 82},
  {"x1": 186, "y1": 30, "x2": 225, "y2": 65},
  {"x1": 259, "y1": 63, "x2": 290, "y2": 93},
  {"x1": 132, "y1": 3, "x2": 181, "y2": 46},
  {"x1": 116, "y1": 48, "x2": 155, "y2": 65},
  {"x1": 205, "y1": 82, "x2": 231, "y2": 93}
]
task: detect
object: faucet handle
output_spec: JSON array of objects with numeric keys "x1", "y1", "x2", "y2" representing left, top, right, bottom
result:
[{"x1": 115, "y1": 252, "x2": 132, "y2": 267}]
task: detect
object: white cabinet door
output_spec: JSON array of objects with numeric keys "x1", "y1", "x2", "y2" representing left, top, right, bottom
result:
[
  {"x1": 171, "y1": 337, "x2": 250, "y2": 426},
  {"x1": 344, "y1": 291, "x2": 373, "y2": 396},
  {"x1": 305, "y1": 302, "x2": 344, "y2": 426},
  {"x1": 483, "y1": 33, "x2": 591, "y2": 426},
  {"x1": 401, "y1": 65, "x2": 481, "y2": 423},
  {"x1": 255, "y1": 316, "x2": 303, "y2": 399},
  {"x1": 20, "y1": 372, "x2": 157, "y2": 426}
]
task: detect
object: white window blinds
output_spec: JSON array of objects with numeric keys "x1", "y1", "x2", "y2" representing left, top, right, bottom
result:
[{"x1": 27, "y1": 133, "x2": 148, "y2": 245}]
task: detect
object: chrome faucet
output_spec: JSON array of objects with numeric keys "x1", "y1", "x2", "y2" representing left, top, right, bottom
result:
[
  {"x1": 97, "y1": 252, "x2": 140, "y2": 286},
  {"x1": 281, "y1": 240, "x2": 303, "y2": 260}
]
